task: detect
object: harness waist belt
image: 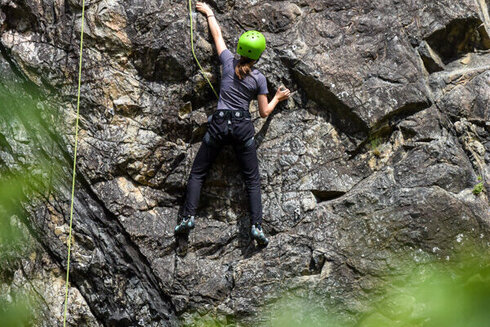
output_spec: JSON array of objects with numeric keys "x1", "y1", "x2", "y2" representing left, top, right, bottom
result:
[{"x1": 215, "y1": 109, "x2": 251, "y2": 119}]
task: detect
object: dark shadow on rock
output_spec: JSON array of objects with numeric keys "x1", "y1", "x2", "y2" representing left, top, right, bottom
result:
[
  {"x1": 371, "y1": 101, "x2": 433, "y2": 135},
  {"x1": 131, "y1": 46, "x2": 188, "y2": 83},
  {"x1": 347, "y1": 101, "x2": 432, "y2": 158},
  {"x1": 291, "y1": 69, "x2": 369, "y2": 140},
  {"x1": 107, "y1": 313, "x2": 132, "y2": 327},
  {"x1": 311, "y1": 190, "x2": 346, "y2": 203},
  {"x1": 237, "y1": 213, "x2": 269, "y2": 257},
  {"x1": 417, "y1": 41, "x2": 445, "y2": 74},
  {"x1": 0, "y1": 1, "x2": 38, "y2": 33},
  {"x1": 241, "y1": 240, "x2": 267, "y2": 259},
  {"x1": 175, "y1": 233, "x2": 190, "y2": 257},
  {"x1": 174, "y1": 205, "x2": 190, "y2": 257},
  {"x1": 254, "y1": 109, "x2": 275, "y2": 149},
  {"x1": 425, "y1": 17, "x2": 490, "y2": 64},
  {"x1": 237, "y1": 213, "x2": 253, "y2": 254}
]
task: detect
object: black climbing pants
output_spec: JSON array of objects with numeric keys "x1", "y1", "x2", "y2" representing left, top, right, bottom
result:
[{"x1": 182, "y1": 109, "x2": 263, "y2": 225}]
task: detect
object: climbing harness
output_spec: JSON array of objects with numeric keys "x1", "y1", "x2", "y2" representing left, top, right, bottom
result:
[
  {"x1": 63, "y1": 0, "x2": 85, "y2": 325},
  {"x1": 188, "y1": 0, "x2": 219, "y2": 99}
]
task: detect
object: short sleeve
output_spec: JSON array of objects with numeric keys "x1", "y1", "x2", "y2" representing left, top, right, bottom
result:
[
  {"x1": 219, "y1": 48, "x2": 234, "y2": 66},
  {"x1": 256, "y1": 73, "x2": 269, "y2": 95}
]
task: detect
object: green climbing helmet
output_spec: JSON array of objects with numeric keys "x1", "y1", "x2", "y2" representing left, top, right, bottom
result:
[{"x1": 236, "y1": 30, "x2": 266, "y2": 61}]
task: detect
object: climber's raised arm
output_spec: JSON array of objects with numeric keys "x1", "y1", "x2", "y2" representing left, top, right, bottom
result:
[{"x1": 196, "y1": 2, "x2": 226, "y2": 56}]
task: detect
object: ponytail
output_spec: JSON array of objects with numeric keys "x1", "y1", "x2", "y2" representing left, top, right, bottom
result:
[{"x1": 235, "y1": 56, "x2": 256, "y2": 80}]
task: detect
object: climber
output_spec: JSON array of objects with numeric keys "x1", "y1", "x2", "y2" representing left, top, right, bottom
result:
[{"x1": 174, "y1": 1, "x2": 291, "y2": 246}]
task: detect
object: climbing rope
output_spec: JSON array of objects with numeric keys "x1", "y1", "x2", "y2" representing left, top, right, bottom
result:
[
  {"x1": 62, "y1": 0, "x2": 86, "y2": 325},
  {"x1": 61, "y1": 2, "x2": 214, "y2": 323},
  {"x1": 188, "y1": 0, "x2": 219, "y2": 99}
]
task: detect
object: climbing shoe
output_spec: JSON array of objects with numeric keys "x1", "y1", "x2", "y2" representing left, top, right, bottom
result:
[
  {"x1": 251, "y1": 223, "x2": 269, "y2": 246},
  {"x1": 174, "y1": 215, "x2": 195, "y2": 235}
]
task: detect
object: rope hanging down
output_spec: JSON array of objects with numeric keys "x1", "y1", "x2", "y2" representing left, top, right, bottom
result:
[
  {"x1": 62, "y1": 2, "x2": 213, "y2": 324},
  {"x1": 63, "y1": 0, "x2": 86, "y2": 325},
  {"x1": 188, "y1": 0, "x2": 219, "y2": 99}
]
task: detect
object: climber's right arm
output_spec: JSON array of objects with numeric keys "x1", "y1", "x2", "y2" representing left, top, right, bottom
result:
[
  {"x1": 196, "y1": 2, "x2": 227, "y2": 56},
  {"x1": 258, "y1": 87, "x2": 291, "y2": 118}
]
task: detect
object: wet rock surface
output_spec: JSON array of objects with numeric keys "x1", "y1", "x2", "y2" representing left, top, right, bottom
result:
[{"x1": 0, "y1": 0, "x2": 489, "y2": 325}]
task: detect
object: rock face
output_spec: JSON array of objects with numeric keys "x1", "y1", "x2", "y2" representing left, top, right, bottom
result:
[{"x1": 0, "y1": 0, "x2": 489, "y2": 325}]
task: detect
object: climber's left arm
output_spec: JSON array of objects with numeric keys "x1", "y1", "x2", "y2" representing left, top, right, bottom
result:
[{"x1": 196, "y1": 2, "x2": 227, "y2": 56}]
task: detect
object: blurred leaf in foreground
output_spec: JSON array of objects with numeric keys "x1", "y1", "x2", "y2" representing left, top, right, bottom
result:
[
  {"x1": 257, "y1": 242, "x2": 490, "y2": 327},
  {"x1": 359, "y1": 243, "x2": 490, "y2": 327},
  {"x1": 0, "y1": 63, "x2": 62, "y2": 326}
]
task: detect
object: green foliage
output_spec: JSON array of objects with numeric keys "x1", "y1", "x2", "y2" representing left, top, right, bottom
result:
[
  {"x1": 369, "y1": 137, "x2": 381, "y2": 150},
  {"x1": 358, "y1": 244, "x2": 490, "y2": 327},
  {"x1": 0, "y1": 71, "x2": 62, "y2": 326},
  {"x1": 180, "y1": 312, "x2": 232, "y2": 327},
  {"x1": 369, "y1": 137, "x2": 382, "y2": 157},
  {"x1": 262, "y1": 294, "x2": 346, "y2": 327},
  {"x1": 473, "y1": 182, "x2": 484, "y2": 195},
  {"x1": 472, "y1": 177, "x2": 484, "y2": 195},
  {"x1": 0, "y1": 296, "x2": 36, "y2": 327}
]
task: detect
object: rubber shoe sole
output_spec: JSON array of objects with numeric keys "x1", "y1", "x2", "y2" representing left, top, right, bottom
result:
[
  {"x1": 251, "y1": 225, "x2": 269, "y2": 246},
  {"x1": 174, "y1": 216, "x2": 195, "y2": 235}
]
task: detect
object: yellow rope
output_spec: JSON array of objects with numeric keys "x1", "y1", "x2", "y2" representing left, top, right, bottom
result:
[
  {"x1": 61, "y1": 2, "x2": 215, "y2": 323},
  {"x1": 188, "y1": 0, "x2": 219, "y2": 99},
  {"x1": 62, "y1": 0, "x2": 85, "y2": 325}
]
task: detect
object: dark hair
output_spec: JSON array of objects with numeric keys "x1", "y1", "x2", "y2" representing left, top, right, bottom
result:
[{"x1": 235, "y1": 56, "x2": 256, "y2": 80}]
